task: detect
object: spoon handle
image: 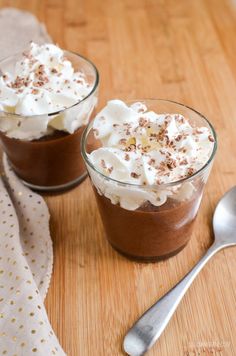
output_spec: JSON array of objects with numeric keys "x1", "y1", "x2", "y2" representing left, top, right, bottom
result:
[{"x1": 123, "y1": 243, "x2": 223, "y2": 356}]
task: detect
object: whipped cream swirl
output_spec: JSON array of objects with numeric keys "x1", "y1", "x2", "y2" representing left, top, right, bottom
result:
[
  {"x1": 88, "y1": 100, "x2": 215, "y2": 210},
  {"x1": 0, "y1": 43, "x2": 97, "y2": 140}
]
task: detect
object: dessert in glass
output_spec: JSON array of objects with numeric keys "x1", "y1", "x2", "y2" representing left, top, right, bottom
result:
[
  {"x1": 82, "y1": 99, "x2": 217, "y2": 261},
  {"x1": 0, "y1": 43, "x2": 99, "y2": 191}
]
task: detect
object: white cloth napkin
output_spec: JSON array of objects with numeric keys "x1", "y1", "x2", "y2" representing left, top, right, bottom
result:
[
  {"x1": 0, "y1": 8, "x2": 66, "y2": 355},
  {"x1": 0, "y1": 7, "x2": 51, "y2": 59},
  {"x1": 0, "y1": 156, "x2": 65, "y2": 355}
]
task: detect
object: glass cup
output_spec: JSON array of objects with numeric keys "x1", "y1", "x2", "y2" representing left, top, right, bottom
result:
[
  {"x1": 0, "y1": 51, "x2": 99, "y2": 192},
  {"x1": 81, "y1": 99, "x2": 217, "y2": 262}
]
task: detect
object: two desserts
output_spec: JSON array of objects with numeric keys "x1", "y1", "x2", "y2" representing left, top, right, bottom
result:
[{"x1": 0, "y1": 44, "x2": 217, "y2": 261}]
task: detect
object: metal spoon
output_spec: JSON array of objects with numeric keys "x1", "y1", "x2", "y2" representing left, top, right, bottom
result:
[{"x1": 123, "y1": 186, "x2": 236, "y2": 356}]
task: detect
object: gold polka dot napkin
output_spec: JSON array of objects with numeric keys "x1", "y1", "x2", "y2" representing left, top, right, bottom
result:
[
  {"x1": 0, "y1": 155, "x2": 66, "y2": 355},
  {"x1": 0, "y1": 8, "x2": 65, "y2": 355}
]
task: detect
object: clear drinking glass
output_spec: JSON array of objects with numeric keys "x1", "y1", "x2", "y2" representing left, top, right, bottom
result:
[
  {"x1": 0, "y1": 51, "x2": 99, "y2": 192},
  {"x1": 81, "y1": 99, "x2": 217, "y2": 262}
]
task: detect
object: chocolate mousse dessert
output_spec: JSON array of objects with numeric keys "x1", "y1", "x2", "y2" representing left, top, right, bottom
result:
[
  {"x1": 82, "y1": 99, "x2": 217, "y2": 261},
  {"x1": 0, "y1": 42, "x2": 99, "y2": 191}
]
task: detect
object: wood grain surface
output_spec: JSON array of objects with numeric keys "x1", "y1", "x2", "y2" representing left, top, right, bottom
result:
[{"x1": 1, "y1": 0, "x2": 236, "y2": 355}]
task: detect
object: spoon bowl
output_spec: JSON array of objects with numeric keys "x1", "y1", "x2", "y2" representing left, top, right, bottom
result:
[{"x1": 213, "y1": 186, "x2": 236, "y2": 245}]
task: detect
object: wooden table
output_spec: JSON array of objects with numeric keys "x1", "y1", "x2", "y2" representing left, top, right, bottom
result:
[{"x1": 1, "y1": 0, "x2": 236, "y2": 355}]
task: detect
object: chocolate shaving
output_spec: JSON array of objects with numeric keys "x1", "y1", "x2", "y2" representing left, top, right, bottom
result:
[
  {"x1": 31, "y1": 88, "x2": 39, "y2": 95},
  {"x1": 125, "y1": 144, "x2": 136, "y2": 152},
  {"x1": 130, "y1": 172, "x2": 140, "y2": 178},
  {"x1": 175, "y1": 134, "x2": 182, "y2": 142},
  {"x1": 138, "y1": 117, "x2": 149, "y2": 127},
  {"x1": 101, "y1": 160, "x2": 106, "y2": 169},
  {"x1": 166, "y1": 158, "x2": 177, "y2": 170},
  {"x1": 119, "y1": 138, "x2": 127, "y2": 145},
  {"x1": 148, "y1": 159, "x2": 155, "y2": 166},
  {"x1": 187, "y1": 167, "x2": 195, "y2": 177},
  {"x1": 196, "y1": 128, "x2": 204, "y2": 134},
  {"x1": 208, "y1": 135, "x2": 214, "y2": 142}
]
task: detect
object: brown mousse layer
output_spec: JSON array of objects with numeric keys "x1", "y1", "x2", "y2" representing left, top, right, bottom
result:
[
  {"x1": 0, "y1": 126, "x2": 86, "y2": 188},
  {"x1": 94, "y1": 188, "x2": 203, "y2": 261}
]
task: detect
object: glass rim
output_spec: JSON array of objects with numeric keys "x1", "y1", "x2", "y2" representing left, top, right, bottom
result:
[
  {"x1": 81, "y1": 98, "x2": 217, "y2": 189},
  {"x1": 0, "y1": 49, "x2": 99, "y2": 118}
]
